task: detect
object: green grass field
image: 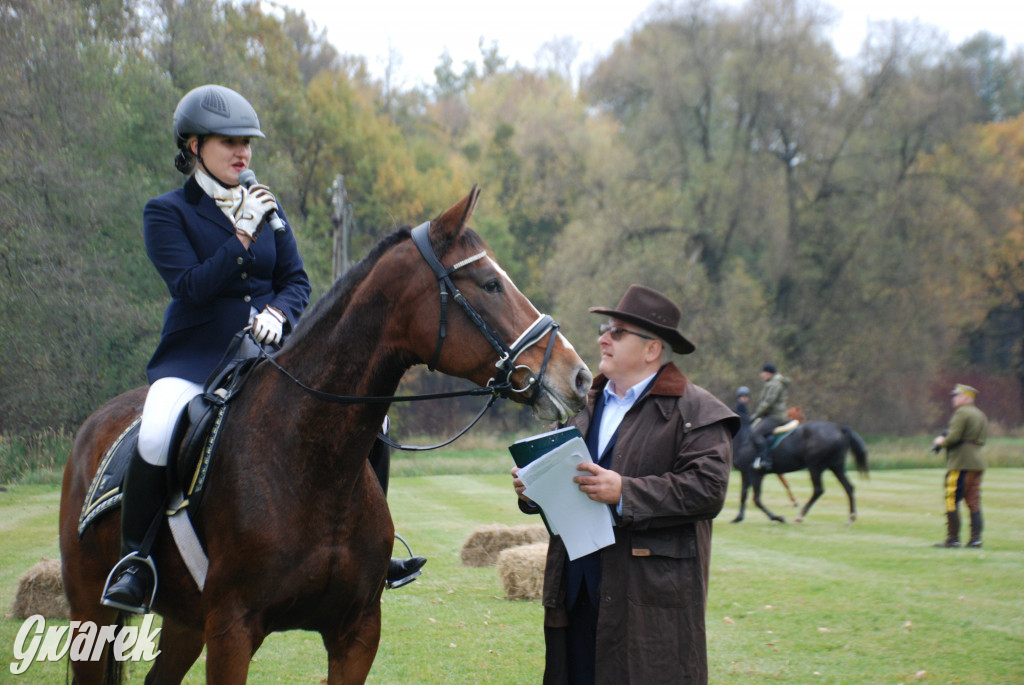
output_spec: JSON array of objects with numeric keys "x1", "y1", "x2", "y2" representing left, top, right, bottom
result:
[{"x1": 2, "y1": 468, "x2": 1022, "y2": 683}]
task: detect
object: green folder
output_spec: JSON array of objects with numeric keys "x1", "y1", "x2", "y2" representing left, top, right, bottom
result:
[
  {"x1": 508, "y1": 426, "x2": 585, "y2": 538},
  {"x1": 508, "y1": 426, "x2": 584, "y2": 469}
]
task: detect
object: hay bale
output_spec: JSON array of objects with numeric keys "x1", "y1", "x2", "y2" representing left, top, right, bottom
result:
[
  {"x1": 497, "y1": 542, "x2": 548, "y2": 600},
  {"x1": 11, "y1": 557, "x2": 69, "y2": 619},
  {"x1": 461, "y1": 523, "x2": 549, "y2": 567}
]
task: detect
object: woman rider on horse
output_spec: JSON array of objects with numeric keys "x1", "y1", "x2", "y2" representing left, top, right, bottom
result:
[{"x1": 102, "y1": 85, "x2": 422, "y2": 614}]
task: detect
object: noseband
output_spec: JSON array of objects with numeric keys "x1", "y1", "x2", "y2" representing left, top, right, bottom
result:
[{"x1": 410, "y1": 222, "x2": 559, "y2": 403}]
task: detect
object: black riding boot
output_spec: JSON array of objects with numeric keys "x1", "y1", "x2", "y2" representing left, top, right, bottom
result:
[
  {"x1": 370, "y1": 436, "x2": 428, "y2": 589},
  {"x1": 933, "y1": 510, "x2": 961, "y2": 548},
  {"x1": 967, "y1": 511, "x2": 983, "y2": 548},
  {"x1": 753, "y1": 442, "x2": 772, "y2": 471},
  {"x1": 101, "y1": 451, "x2": 167, "y2": 613},
  {"x1": 387, "y1": 556, "x2": 428, "y2": 589}
]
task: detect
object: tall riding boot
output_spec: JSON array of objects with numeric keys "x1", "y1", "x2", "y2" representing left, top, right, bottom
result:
[
  {"x1": 101, "y1": 451, "x2": 167, "y2": 613},
  {"x1": 369, "y1": 435, "x2": 427, "y2": 589},
  {"x1": 967, "y1": 511, "x2": 983, "y2": 548},
  {"x1": 933, "y1": 510, "x2": 961, "y2": 548},
  {"x1": 753, "y1": 439, "x2": 772, "y2": 471}
]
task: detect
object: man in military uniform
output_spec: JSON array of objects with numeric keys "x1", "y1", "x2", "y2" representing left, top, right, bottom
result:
[{"x1": 932, "y1": 384, "x2": 988, "y2": 548}]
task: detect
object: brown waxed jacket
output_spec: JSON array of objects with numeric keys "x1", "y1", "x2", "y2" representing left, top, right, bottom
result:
[{"x1": 526, "y1": 363, "x2": 738, "y2": 685}]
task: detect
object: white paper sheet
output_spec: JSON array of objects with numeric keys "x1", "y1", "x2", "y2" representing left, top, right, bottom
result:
[{"x1": 517, "y1": 435, "x2": 616, "y2": 560}]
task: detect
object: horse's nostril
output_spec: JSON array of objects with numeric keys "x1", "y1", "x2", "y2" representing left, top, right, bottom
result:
[{"x1": 575, "y1": 367, "x2": 593, "y2": 395}]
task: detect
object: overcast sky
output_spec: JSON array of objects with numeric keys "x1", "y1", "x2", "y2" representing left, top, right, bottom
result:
[{"x1": 276, "y1": 0, "x2": 1024, "y2": 87}]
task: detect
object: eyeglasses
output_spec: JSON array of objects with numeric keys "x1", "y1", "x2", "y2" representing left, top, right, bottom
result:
[{"x1": 599, "y1": 323, "x2": 655, "y2": 342}]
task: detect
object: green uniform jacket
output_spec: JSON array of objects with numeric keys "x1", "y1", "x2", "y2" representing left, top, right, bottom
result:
[
  {"x1": 752, "y1": 373, "x2": 790, "y2": 422},
  {"x1": 944, "y1": 404, "x2": 987, "y2": 471}
]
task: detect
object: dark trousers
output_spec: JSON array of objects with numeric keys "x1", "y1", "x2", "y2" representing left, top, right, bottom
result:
[
  {"x1": 544, "y1": 579, "x2": 599, "y2": 685},
  {"x1": 752, "y1": 417, "x2": 783, "y2": 450},
  {"x1": 566, "y1": 585, "x2": 598, "y2": 685}
]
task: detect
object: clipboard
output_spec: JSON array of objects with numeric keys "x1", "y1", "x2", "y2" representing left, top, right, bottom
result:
[{"x1": 509, "y1": 426, "x2": 583, "y2": 468}]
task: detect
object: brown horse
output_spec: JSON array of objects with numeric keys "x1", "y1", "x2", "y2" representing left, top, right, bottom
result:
[{"x1": 59, "y1": 188, "x2": 592, "y2": 684}]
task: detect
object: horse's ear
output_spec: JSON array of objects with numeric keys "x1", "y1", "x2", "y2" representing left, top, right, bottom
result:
[{"x1": 433, "y1": 185, "x2": 480, "y2": 241}]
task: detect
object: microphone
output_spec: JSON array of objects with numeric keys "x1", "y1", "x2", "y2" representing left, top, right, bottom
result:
[{"x1": 237, "y1": 169, "x2": 286, "y2": 233}]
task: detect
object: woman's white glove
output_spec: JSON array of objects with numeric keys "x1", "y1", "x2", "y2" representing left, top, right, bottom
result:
[
  {"x1": 252, "y1": 305, "x2": 286, "y2": 346},
  {"x1": 233, "y1": 184, "x2": 278, "y2": 240}
]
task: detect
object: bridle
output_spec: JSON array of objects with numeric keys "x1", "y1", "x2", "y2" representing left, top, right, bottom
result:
[
  {"x1": 409, "y1": 222, "x2": 559, "y2": 402},
  {"x1": 259, "y1": 221, "x2": 561, "y2": 450}
]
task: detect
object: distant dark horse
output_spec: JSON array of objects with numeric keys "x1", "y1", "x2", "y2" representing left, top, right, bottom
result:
[
  {"x1": 59, "y1": 188, "x2": 592, "y2": 684},
  {"x1": 731, "y1": 419, "x2": 869, "y2": 524}
]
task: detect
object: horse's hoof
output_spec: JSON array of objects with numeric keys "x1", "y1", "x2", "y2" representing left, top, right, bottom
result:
[
  {"x1": 730, "y1": 517, "x2": 743, "y2": 523},
  {"x1": 845, "y1": 515, "x2": 856, "y2": 525},
  {"x1": 794, "y1": 516, "x2": 804, "y2": 524},
  {"x1": 774, "y1": 517, "x2": 786, "y2": 524}
]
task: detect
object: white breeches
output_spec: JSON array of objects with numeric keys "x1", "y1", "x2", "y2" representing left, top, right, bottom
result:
[{"x1": 139, "y1": 377, "x2": 204, "y2": 466}]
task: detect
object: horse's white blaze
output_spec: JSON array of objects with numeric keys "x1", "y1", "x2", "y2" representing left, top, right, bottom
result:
[
  {"x1": 487, "y1": 257, "x2": 541, "y2": 318},
  {"x1": 556, "y1": 331, "x2": 577, "y2": 353},
  {"x1": 484, "y1": 258, "x2": 579, "y2": 357}
]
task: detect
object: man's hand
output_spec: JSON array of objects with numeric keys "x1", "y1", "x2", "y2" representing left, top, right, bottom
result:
[
  {"x1": 573, "y1": 462, "x2": 622, "y2": 505},
  {"x1": 511, "y1": 466, "x2": 535, "y2": 505}
]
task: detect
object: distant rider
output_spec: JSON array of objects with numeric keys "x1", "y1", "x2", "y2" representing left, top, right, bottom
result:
[
  {"x1": 750, "y1": 364, "x2": 790, "y2": 471},
  {"x1": 734, "y1": 386, "x2": 752, "y2": 422}
]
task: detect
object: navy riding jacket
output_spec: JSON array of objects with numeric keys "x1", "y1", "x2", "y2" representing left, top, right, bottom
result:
[{"x1": 144, "y1": 175, "x2": 311, "y2": 384}]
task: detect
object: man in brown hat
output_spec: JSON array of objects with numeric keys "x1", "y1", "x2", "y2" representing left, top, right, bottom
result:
[
  {"x1": 511, "y1": 284, "x2": 738, "y2": 685},
  {"x1": 932, "y1": 383, "x2": 988, "y2": 548}
]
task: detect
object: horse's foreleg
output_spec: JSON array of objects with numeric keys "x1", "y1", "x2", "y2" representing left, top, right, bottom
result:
[
  {"x1": 752, "y1": 475, "x2": 785, "y2": 523},
  {"x1": 203, "y1": 609, "x2": 264, "y2": 684},
  {"x1": 142, "y1": 616, "x2": 205, "y2": 684},
  {"x1": 61, "y1": 531, "x2": 122, "y2": 685},
  {"x1": 323, "y1": 603, "x2": 382, "y2": 685},
  {"x1": 796, "y1": 470, "x2": 826, "y2": 523},
  {"x1": 731, "y1": 473, "x2": 750, "y2": 523},
  {"x1": 64, "y1": 606, "x2": 121, "y2": 685},
  {"x1": 777, "y1": 474, "x2": 799, "y2": 507},
  {"x1": 831, "y1": 466, "x2": 857, "y2": 525}
]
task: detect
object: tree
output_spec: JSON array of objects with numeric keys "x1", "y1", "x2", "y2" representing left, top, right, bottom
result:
[
  {"x1": 909, "y1": 115, "x2": 1024, "y2": 424},
  {"x1": 565, "y1": 0, "x2": 998, "y2": 429},
  {"x1": 0, "y1": 0, "x2": 168, "y2": 430},
  {"x1": 957, "y1": 32, "x2": 1024, "y2": 122}
]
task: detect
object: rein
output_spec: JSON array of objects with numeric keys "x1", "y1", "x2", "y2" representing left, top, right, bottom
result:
[{"x1": 260, "y1": 221, "x2": 561, "y2": 451}]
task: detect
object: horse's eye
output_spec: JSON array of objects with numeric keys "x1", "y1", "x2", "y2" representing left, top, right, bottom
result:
[{"x1": 483, "y1": 279, "x2": 503, "y2": 294}]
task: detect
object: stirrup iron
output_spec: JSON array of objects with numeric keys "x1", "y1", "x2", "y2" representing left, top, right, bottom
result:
[
  {"x1": 100, "y1": 552, "x2": 158, "y2": 614},
  {"x1": 386, "y1": 534, "x2": 424, "y2": 590}
]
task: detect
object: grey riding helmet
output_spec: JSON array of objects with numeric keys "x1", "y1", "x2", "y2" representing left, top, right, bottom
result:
[{"x1": 173, "y1": 84, "x2": 265, "y2": 149}]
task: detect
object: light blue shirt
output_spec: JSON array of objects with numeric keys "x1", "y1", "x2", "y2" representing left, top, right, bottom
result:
[
  {"x1": 599, "y1": 372, "x2": 657, "y2": 516},
  {"x1": 598, "y1": 371, "x2": 658, "y2": 456}
]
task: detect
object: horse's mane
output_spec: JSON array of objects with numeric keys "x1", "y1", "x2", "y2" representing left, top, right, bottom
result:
[
  {"x1": 290, "y1": 227, "x2": 411, "y2": 339},
  {"x1": 287, "y1": 223, "x2": 488, "y2": 344}
]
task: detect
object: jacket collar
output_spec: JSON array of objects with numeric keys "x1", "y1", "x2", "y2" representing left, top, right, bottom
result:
[{"x1": 588, "y1": 362, "x2": 688, "y2": 406}]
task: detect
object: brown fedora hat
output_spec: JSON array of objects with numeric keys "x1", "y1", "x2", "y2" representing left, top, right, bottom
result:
[{"x1": 589, "y1": 284, "x2": 695, "y2": 354}]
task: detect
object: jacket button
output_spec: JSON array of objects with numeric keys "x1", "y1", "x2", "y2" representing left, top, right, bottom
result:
[
  {"x1": 240, "y1": 272, "x2": 248, "y2": 279},
  {"x1": 243, "y1": 295, "x2": 251, "y2": 303},
  {"x1": 236, "y1": 257, "x2": 244, "y2": 265}
]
